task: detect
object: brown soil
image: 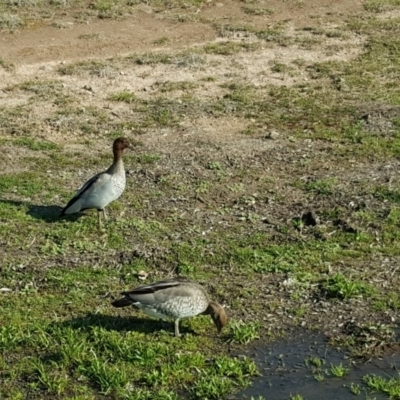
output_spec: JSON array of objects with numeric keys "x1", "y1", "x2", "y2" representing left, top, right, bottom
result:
[{"x1": 0, "y1": 0, "x2": 363, "y2": 66}]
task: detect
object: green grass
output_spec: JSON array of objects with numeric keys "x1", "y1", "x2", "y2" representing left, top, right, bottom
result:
[
  {"x1": 330, "y1": 363, "x2": 349, "y2": 378},
  {"x1": 108, "y1": 91, "x2": 137, "y2": 103},
  {"x1": 0, "y1": 259, "x2": 258, "y2": 398},
  {"x1": 228, "y1": 320, "x2": 260, "y2": 345},
  {"x1": 0, "y1": 137, "x2": 60, "y2": 151},
  {"x1": 322, "y1": 273, "x2": 375, "y2": 300},
  {"x1": 203, "y1": 41, "x2": 261, "y2": 55},
  {"x1": 363, "y1": 373, "x2": 400, "y2": 397}
]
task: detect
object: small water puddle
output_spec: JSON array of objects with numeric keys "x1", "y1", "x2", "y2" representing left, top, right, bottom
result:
[{"x1": 235, "y1": 329, "x2": 400, "y2": 399}]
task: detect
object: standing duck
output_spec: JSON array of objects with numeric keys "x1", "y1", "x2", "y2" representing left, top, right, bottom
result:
[
  {"x1": 111, "y1": 278, "x2": 228, "y2": 337},
  {"x1": 61, "y1": 137, "x2": 131, "y2": 226}
]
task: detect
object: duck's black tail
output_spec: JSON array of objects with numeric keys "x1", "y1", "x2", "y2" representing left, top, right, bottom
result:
[{"x1": 111, "y1": 297, "x2": 133, "y2": 308}]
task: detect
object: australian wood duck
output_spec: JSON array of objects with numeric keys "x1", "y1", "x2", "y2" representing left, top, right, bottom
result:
[
  {"x1": 61, "y1": 137, "x2": 131, "y2": 226},
  {"x1": 112, "y1": 278, "x2": 227, "y2": 337}
]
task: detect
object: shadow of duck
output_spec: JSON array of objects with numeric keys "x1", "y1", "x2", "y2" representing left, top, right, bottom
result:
[
  {"x1": 0, "y1": 198, "x2": 82, "y2": 223},
  {"x1": 59, "y1": 313, "x2": 195, "y2": 336}
]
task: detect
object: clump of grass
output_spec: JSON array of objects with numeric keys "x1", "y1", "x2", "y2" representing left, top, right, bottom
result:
[
  {"x1": 373, "y1": 292, "x2": 400, "y2": 311},
  {"x1": 133, "y1": 52, "x2": 174, "y2": 65},
  {"x1": 242, "y1": 6, "x2": 273, "y2": 16},
  {"x1": 108, "y1": 91, "x2": 136, "y2": 103},
  {"x1": 153, "y1": 36, "x2": 170, "y2": 45},
  {"x1": 228, "y1": 320, "x2": 260, "y2": 344},
  {"x1": 215, "y1": 23, "x2": 286, "y2": 44},
  {"x1": 0, "y1": 57, "x2": 15, "y2": 71},
  {"x1": 90, "y1": 0, "x2": 126, "y2": 19},
  {"x1": 58, "y1": 60, "x2": 117, "y2": 77},
  {"x1": 203, "y1": 41, "x2": 260, "y2": 55},
  {"x1": 191, "y1": 356, "x2": 258, "y2": 399},
  {"x1": 0, "y1": 12, "x2": 23, "y2": 31},
  {"x1": 349, "y1": 383, "x2": 362, "y2": 395},
  {"x1": 290, "y1": 395, "x2": 306, "y2": 400},
  {"x1": 302, "y1": 178, "x2": 337, "y2": 196},
  {"x1": 9, "y1": 78, "x2": 64, "y2": 93},
  {"x1": 322, "y1": 273, "x2": 374, "y2": 300},
  {"x1": 29, "y1": 358, "x2": 69, "y2": 395},
  {"x1": 374, "y1": 187, "x2": 400, "y2": 203},
  {"x1": 156, "y1": 80, "x2": 198, "y2": 92},
  {"x1": 363, "y1": 373, "x2": 400, "y2": 397},
  {"x1": 330, "y1": 363, "x2": 349, "y2": 378},
  {"x1": 305, "y1": 356, "x2": 325, "y2": 368}
]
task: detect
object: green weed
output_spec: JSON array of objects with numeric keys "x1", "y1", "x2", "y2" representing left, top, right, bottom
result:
[
  {"x1": 228, "y1": 320, "x2": 260, "y2": 345},
  {"x1": 322, "y1": 273, "x2": 374, "y2": 300},
  {"x1": 305, "y1": 356, "x2": 325, "y2": 369},
  {"x1": 290, "y1": 395, "x2": 306, "y2": 400},
  {"x1": 108, "y1": 91, "x2": 136, "y2": 103},
  {"x1": 363, "y1": 373, "x2": 400, "y2": 397},
  {"x1": 330, "y1": 363, "x2": 349, "y2": 378}
]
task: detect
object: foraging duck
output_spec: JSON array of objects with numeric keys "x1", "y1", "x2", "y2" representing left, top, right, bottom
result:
[
  {"x1": 112, "y1": 278, "x2": 227, "y2": 337},
  {"x1": 61, "y1": 137, "x2": 131, "y2": 226}
]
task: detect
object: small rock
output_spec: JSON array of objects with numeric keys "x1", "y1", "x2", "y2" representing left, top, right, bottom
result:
[
  {"x1": 263, "y1": 130, "x2": 280, "y2": 140},
  {"x1": 137, "y1": 270, "x2": 148, "y2": 280}
]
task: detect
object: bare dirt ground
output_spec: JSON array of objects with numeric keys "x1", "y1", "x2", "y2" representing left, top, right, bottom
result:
[
  {"x1": 0, "y1": 0, "x2": 363, "y2": 64},
  {"x1": 0, "y1": 1, "x2": 367, "y2": 154}
]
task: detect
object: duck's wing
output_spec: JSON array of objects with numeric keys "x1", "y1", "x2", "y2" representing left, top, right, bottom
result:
[
  {"x1": 61, "y1": 171, "x2": 112, "y2": 215},
  {"x1": 114, "y1": 279, "x2": 196, "y2": 306}
]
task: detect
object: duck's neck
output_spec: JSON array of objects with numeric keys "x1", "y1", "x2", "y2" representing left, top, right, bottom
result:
[
  {"x1": 206, "y1": 301, "x2": 223, "y2": 314},
  {"x1": 108, "y1": 149, "x2": 124, "y2": 173}
]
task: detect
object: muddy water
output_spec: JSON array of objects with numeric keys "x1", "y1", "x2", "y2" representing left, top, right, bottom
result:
[{"x1": 235, "y1": 329, "x2": 400, "y2": 400}]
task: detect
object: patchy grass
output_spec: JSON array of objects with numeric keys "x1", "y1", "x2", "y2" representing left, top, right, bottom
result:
[
  {"x1": 242, "y1": 6, "x2": 273, "y2": 16},
  {"x1": 0, "y1": 0, "x2": 207, "y2": 28},
  {"x1": 364, "y1": 0, "x2": 400, "y2": 12},
  {"x1": 203, "y1": 41, "x2": 261, "y2": 55},
  {"x1": 0, "y1": 57, "x2": 14, "y2": 71}
]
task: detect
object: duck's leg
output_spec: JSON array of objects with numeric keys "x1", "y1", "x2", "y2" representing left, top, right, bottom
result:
[
  {"x1": 174, "y1": 318, "x2": 181, "y2": 337},
  {"x1": 103, "y1": 208, "x2": 108, "y2": 221},
  {"x1": 97, "y1": 210, "x2": 102, "y2": 227}
]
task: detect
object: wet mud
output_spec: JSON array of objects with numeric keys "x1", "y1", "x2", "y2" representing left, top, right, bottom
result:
[{"x1": 236, "y1": 329, "x2": 400, "y2": 400}]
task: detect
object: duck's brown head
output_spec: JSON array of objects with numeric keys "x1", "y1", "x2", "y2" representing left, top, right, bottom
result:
[
  {"x1": 113, "y1": 137, "x2": 131, "y2": 153},
  {"x1": 206, "y1": 301, "x2": 228, "y2": 334}
]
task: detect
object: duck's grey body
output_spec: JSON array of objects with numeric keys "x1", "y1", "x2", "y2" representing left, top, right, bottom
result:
[
  {"x1": 62, "y1": 162, "x2": 126, "y2": 213},
  {"x1": 112, "y1": 278, "x2": 227, "y2": 336},
  {"x1": 61, "y1": 137, "x2": 130, "y2": 225}
]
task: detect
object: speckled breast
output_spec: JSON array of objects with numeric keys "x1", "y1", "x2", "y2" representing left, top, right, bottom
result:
[{"x1": 110, "y1": 172, "x2": 126, "y2": 200}]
